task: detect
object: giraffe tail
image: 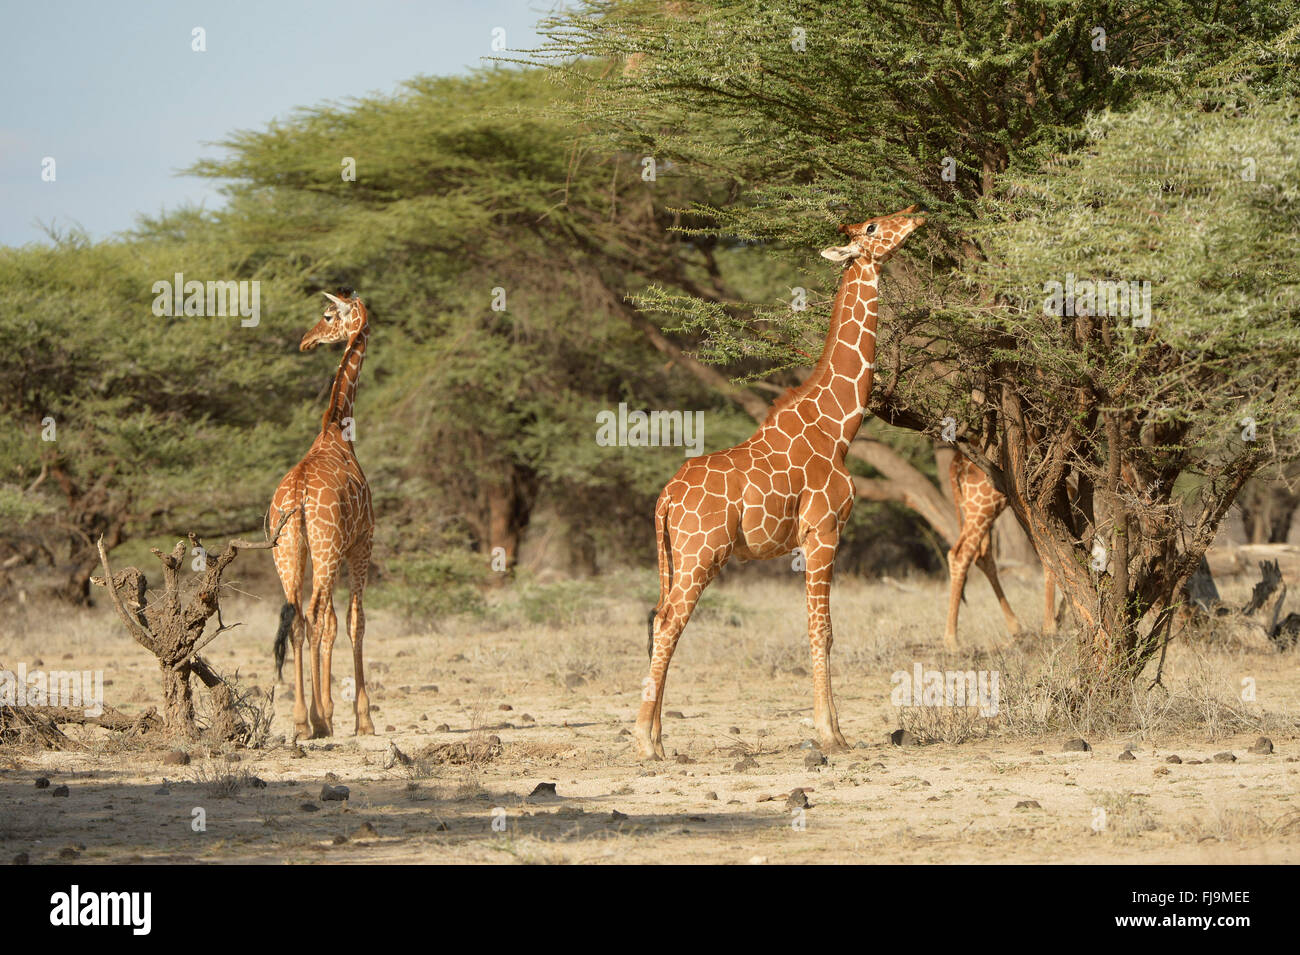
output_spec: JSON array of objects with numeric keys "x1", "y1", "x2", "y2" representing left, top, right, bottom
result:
[
  {"x1": 274, "y1": 602, "x2": 296, "y2": 679},
  {"x1": 648, "y1": 491, "x2": 673, "y2": 659}
]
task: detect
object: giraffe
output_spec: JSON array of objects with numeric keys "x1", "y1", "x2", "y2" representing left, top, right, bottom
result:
[
  {"x1": 943, "y1": 451, "x2": 1057, "y2": 650},
  {"x1": 636, "y1": 207, "x2": 925, "y2": 759},
  {"x1": 269, "y1": 292, "x2": 376, "y2": 738}
]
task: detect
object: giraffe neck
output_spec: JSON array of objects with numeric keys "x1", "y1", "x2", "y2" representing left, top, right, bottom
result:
[
  {"x1": 321, "y1": 326, "x2": 369, "y2": 435},
  {"x1": 801, "y1": 257, "x2": 880, "y2": 446}
]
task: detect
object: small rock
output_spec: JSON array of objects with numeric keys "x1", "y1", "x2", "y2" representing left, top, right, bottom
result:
[
  {"x1": 1118, "y1": 750, "x2": 1136, "y2": 761},
  {"x1": 664, "y1": 710, "x2": 685, "y2": 719},
  {"x1": 300, "y1": 803, "x2": 320, "y2": 812},
  {"x1": 58, "y1": 847, "x2": 79, "y2": 860},
  {"x1": 154, "y1": 786, "x2": 171, "y2": 796},
  {"x1": 1063, "y1": 738, "x2": 1092, "y2": 752},
  {"x1": 786, "y1": 789, "x2": 810, "y2": 809},
  {"x1": 1166, "y1": 755, "x2": 1182, "y2": 764},
  {"x1": 321, "y1": 784, "x2": 351, "y2": 801},
  {"x1": 675, "y1": 754, "x2": 696, "y2": 764},
  {"x1": 1030, "y1": 750, "x2": 1044, "y2": 756},
  {"x1": 705, "y1": 792, "x2": 718, "y2": 801},
  {"x1": 435, "y1": 723, "x2": 451, "y2": 733},
  {"x1": 353, "y1": 822, "x2": 378, "y2": 839},
  {"x1": 51, "y1": 785, "x2": 69, "y2": 797},
  {"x1": 499, "y1": 704, "x2": 513, "y2": 711},
  {"x1": 564, "y1": 673, "x2": 587, "y2": 688},
  {"x1": 34, "y1": 777, "x2": 49, "y2": 789},
  {"x1": 610, "y1": 810, "x2": 628, "y2": 822},
  {"x1": 12, "y1": 853, "x2": 29, "y2": 865},
  {"x1": 1251, "y1": 737, "x2": 1274, "y2": 755},
  {"x1": 332, "y1": 834, "x2": 348, "y2": 845},
  {"x1": 733, "y1": 756, "x2": 759, "y2": 771},
  {"x1": 1185, "y1": 758, "x2": 1203, "y2": 765},
  {"x1": 384, "y1": 725, "x2": 396, "y2": 733},
  {"x1": 728, "y1": 726, "x2": 741, "y2": 735},
  {"x1": 162, "y1": 750, "x2": 191, "y2": 766},
  {"x1": 1015, "y1": 800, "x2": 1041, "y2": 809},
  {"x1": 528, "y1": 782, "x2": 560, "y2": 801},
  {"x1": 888, "y1": 729, "x2": 917, "y2": 747},
  {"x1": 248, "y1": 775, "x2": 267, "y2": 789},
  {"x1": 1154, "y1": 767, "x2": 1170, "y2": 776},
  {"x1": 804, "y1": 752, "x2": 828, "y2": 769},
  {"x1": 1213, "y1": 752, "x2": 1237, "y2": 763}
]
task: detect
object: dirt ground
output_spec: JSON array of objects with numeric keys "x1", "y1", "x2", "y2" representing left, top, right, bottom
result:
[{"x1": 2, "y1": 562, "x2": 1298, "y2": 864}]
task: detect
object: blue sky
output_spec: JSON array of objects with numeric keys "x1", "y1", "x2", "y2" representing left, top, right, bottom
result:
[{"x1": 0, "y1": 1, "x2": 554, "y2": 246}]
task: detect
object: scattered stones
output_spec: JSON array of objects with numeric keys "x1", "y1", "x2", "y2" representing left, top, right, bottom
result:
[
  {"x1": 1015, "y1": 800, "x2": 1041, "y2": 810},
  {"x1": 1118, "y1": 750, "x2": 1136, "y2": 761},
  {"x1": 162, "y1": 750, "x2": 191, "y2": 766},
  {"x1": 733, "y1": 756, "x2": 759, "y2": 771},
  {"x1": 1063, "y1": 738, "x2": 1091, "y2": 752},
  {"x1": 1166, "y1": 755, "x2": 1182, "y2": 764},
  {"x1": 1251, "y1": 737, "x2": 1275, "y2": 755},
  {"x1": 51, "y1": 785, "x2": 69, "y2": 797},
  {"x1": 321, "y1": 784, "x2": 351, "y2": 801},
  {"x1": 34, "y1": 777, "x2": 49, "y2": 789},
  {"x1": 804, "y1": 752, "x2": 828, "y2": 769},
  {"x1": 1213, "y1": 752, "x2": 1237, "y2": 763},
  {"x1": 675, "y1": 754, "x2": 696, "y2": 764},
  {"x1": 888, "y1": 729, "x2": 918, "y2": 747}
]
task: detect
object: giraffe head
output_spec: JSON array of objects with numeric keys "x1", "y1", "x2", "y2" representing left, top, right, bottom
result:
[
  {"x1": 300, "y1": 292, "x2": 368, "y2": 351},
  {"x1": 820, "y1": 205, "x2": 926, "y2": 266}
]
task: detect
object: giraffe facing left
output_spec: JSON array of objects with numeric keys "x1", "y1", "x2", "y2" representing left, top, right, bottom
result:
[{"x1": 270, "y1": 291, "x2": 375, "y2": 738}]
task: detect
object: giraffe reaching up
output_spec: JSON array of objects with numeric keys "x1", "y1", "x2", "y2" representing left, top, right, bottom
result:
[
  {"x1": 270, "y1": 292, "x2": 375, "y2": 738},
  {"x1": 637, "y1": 207, "x2": 926, "y2": 759},
  {"x1": 944, "y1": 451, "x2": 1057, "y2": 650}
]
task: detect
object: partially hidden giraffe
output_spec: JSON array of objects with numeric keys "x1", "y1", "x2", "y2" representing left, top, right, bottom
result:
[
  {"x1": 944, "y1": 451, "x2": 1057, "y2": 650},
  {"x1": 270, "y1": 292, "x2": 376, "y2": 738},
  {"x1": 637, "y1": 207, "x2": 925, "y2": 759}
]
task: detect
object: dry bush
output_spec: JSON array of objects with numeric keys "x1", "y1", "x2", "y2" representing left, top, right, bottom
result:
[{"x1": 897, "y1": 705, "x2": 991, "y2": 744}]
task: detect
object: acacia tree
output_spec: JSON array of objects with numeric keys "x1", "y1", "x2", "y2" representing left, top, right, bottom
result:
[{"x1": 532, "y1": 0, "x2": 1300, "y2": 677}]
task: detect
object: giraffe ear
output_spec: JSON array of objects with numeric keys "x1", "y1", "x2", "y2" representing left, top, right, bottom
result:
[
  {"x1": 322, "y1": 291, "x2": 348, "y2": 310},
  {"x1": 820, "y1": 243, "x2": 858, "y2": 262}
]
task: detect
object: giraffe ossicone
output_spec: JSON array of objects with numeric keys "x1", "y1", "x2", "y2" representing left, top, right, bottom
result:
[
  {"x1": 269, "y1": 292, "x2": 376, "y2": 739},
  {"x1": 637, "y1": 207, "x2": 925, "y2": 760}
]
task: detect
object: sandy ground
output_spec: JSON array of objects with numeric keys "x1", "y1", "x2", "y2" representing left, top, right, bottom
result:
[{"x1": 2, "y1": 563, "x2": 1298, "y2": 864}]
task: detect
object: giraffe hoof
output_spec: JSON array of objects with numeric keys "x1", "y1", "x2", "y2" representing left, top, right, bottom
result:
[{"x1": 356, "y1": 722, "x2": 376, "y2": 736}]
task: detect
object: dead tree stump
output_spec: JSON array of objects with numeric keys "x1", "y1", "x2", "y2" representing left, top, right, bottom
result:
[{"x1": 90, "y1": 512, "x2": 291, "y2": 741}]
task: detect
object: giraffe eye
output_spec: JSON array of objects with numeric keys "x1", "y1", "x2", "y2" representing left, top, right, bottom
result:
[{"x1": 866, "y1": 224, "x2": 877, "y2": 235}]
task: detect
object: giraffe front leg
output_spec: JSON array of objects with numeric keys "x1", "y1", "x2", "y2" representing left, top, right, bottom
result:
[
  {"x1": 318, "y1": 601, "x2": 338, "y2": 736},
  {"x1": 803, "y1": 534, "x2": 848, "y2": 752}
]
